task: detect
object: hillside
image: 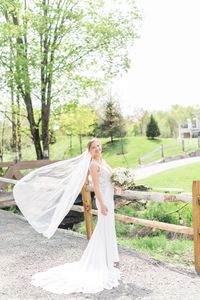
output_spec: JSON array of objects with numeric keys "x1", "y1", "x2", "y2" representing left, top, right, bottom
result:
[{"x1": 10, "y1": 136, "x2": 198, "y2": 168}]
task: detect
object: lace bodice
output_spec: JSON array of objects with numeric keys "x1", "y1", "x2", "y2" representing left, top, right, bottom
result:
[{"x1": 90, "y1": 161, "x2": 113, "y2": 189}]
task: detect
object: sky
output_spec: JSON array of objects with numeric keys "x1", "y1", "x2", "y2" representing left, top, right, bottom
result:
[{"x1": 112, "y1": 0, "x2": 200, "y2": 115}]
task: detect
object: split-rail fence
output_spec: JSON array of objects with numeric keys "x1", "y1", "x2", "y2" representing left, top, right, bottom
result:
[{"x1": 0, "y1": 160, "x2": 200, "y2": 273}]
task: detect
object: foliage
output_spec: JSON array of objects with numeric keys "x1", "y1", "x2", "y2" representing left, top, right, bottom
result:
[
  {"x1": 139, "y1": 202, "x2": 180, "y2": 225},
  {"x1": 129, "y1": 109, "x2": 150, "y2": 136},
  {"x1": 115, "y1": 201, "x2": 193, "y2": 265},
  {"x1": 133, "y1": 184, "x2": 151, "y2": 191},
  {"x1": 118, "y1": 235, "x2": 193, "y2": 264},
  {"x1": 146, "y1": 115, "x2": 160, "y2": 139},
  {"x1": 115, "y1": 221, "x2": 134, "y2": 237},
  {"x1": 58, "y1": 103, "x2": 97, "y2": 152},
  {"x1": 116, "y1": 201, "x2": 192, "y2": 229},
  {"x1": 130, "y1": 105, "x2": 199, "y2": 138},
  {"x1": 0, "y1": 0, "x2": 140, "y2": 159},
  {"x1": 98, "y1": 99, "x2": 126, "y2": 142},
  {"x1": 115, "y1": 204, "x2": 139, "y2": 217}
]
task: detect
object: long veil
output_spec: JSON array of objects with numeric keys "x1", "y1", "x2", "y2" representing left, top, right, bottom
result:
[{"x1": 13, "y1": 150, "x2": 91, "y2": 239}]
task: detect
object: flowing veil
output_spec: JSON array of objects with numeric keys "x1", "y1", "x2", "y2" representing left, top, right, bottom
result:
[{"x1": 13, "y1": 150, "x2": 91, "y2": 239}]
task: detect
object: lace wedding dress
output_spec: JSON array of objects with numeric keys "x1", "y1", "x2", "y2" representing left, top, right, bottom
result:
[{"x1": 30, "y1": 162, "x2": 120, "y2": 294}]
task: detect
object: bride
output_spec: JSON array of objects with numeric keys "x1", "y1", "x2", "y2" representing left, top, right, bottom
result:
[{"x1": 13, "y1": 138, "x2": 120, "y2": 294}]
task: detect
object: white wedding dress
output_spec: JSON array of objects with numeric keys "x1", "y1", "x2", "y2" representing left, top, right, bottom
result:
[{"x1": 30, "y1": 161, "x2": 120, "y2": 294}]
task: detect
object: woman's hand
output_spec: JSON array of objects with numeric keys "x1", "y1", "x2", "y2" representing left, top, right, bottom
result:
[{"x1": 100, "y1": 203, "x2": 108, "y2": 216}]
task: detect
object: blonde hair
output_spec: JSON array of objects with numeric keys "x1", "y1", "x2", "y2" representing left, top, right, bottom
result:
[{"x1": 87, "y1": 138, "x2": 101, "y2": 151}]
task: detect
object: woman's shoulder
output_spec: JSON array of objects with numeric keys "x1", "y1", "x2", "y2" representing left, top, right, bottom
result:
[{"x1": 89, "y1": 160, "x2": 100, "y2": 172}]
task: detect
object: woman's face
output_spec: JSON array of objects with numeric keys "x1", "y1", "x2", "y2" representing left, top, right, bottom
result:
[{"x1": 89, "y1": 140, "x2": 102, "y2": 158}]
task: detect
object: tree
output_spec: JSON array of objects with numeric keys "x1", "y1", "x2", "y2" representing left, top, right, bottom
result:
[
  {"x1": 146, "y1": 115, "x2": 160, "y2": 139},
  {"x1": 100, "y1": 98, "x2": 126, "y2": 143},
  {"x1": 59, "y1": 103, "x2": 97, "y2": 153},
  {"x1": 129, "y1": 108, "x2": 149, "y2": 136},
  {"x1": 0, "y1": 0, "x2": 140, "y2": 159}
]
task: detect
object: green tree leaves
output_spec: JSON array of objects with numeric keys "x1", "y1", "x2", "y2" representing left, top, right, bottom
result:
[
  {"x1": 146, "y1": 115, "x2": 160, "y2": 139},
  {"x1": 0, "y1": 0, "x2": 140, "y2": 159}
]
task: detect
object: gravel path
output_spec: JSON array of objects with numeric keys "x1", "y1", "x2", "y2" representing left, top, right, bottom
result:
[
  {"x1": 133, "y1": 156, "x2": 200, "y2": 180},
  {"x1": 1, "y1": 209, "x2": 200, "y2": 300}
]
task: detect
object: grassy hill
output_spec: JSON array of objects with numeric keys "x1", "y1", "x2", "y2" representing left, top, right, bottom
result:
[
  {"x1": 49, "y1": 135, "x2": 198, "y2": 168},
  {"x1": 4, "y1": 135, "x2": 199, "y2": 169}
]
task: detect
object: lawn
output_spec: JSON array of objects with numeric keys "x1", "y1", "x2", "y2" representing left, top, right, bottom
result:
[
  {"x1": 136, "y1": 162, "x2": 200, "y2": 192},
  {"x1": 49, "y1": 136, "x2": 200, "y2": 168},
  {"x1": 51, "y1": 135, "x2": 191, "y2": 168},
  {"x1": 4, "y1": 135, "x2": 199, "y2": 169}
]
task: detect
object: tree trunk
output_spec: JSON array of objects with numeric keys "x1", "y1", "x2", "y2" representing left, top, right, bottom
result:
[
  {"x1": 11, "y1": 85, "x2": 17, "y2": 154},
  {"x1": 79, "y1": 135, "x2": 83, "y2": 153},
  {"x1": 16, "y1": 94, "x2": 22, "y2": 160},
  {"x1": 0, "y1": 118, "x2": 5, "y2": 162},
  {"x1": 42, "y1": 105, "x2": 50, "y2": 159},
  {"x1": 69, "y1": 134, "x2": 72, "y2": 150},
  {"x1": 9, "y1": 10, "x2": 44, "y2": 159},
  {"x1": 120, "y1": 133, "x2": 124, "y2": 155},
  {"x1": 139, "y1": 123, "x2": 143, "y2": 135}
]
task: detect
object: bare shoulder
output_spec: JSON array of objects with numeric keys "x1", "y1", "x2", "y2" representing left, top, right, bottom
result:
[{"x1": 89, "y1": 161, "x2": 100, "y2": 173}]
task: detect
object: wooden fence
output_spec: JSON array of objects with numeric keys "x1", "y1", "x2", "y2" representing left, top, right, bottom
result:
[
  {"x1": 138, "y1": 138, "x2": 200, "y2": 165},
  {"x1": 0, "y1": 160, "x2": 200, "y2": 272}
]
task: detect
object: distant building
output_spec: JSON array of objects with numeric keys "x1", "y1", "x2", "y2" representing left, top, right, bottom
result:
[{"x1": 179, "y1": 113, "x2": 200, "y2": 138}]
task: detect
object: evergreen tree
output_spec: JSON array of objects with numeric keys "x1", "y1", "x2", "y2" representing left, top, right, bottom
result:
[
  {"x1": 101, "y1": 100, "x2": 126, "y2": 143},
  {"x1": 146, "y1": 115, "x2": 160, "y2": 139}
]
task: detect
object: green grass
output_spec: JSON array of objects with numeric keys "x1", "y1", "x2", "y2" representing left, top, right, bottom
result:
[
  {"x1": 45, "y1": 136, "x2": 200, "y2": 168},
  {"x1": 136, "y1": 162, "x2": 200, "y2": 192},
  {"x1": 73, "y1": 219, "x2": 194, "y2": 265},
  {"x1": 3, "y1": 135, "x2": 199, "y2": 169},
  {"x1": 102, "y1": 136, "x2": 179, "y2": 167},
  {"x1": 118, "y1": 235, "x2": 194, "y2": 265},
  {"x1": 49, "y1": 135, "x2": 181, "y2": 167}
]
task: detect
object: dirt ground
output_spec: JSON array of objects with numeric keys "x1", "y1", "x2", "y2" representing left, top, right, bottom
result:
[{"x1": 1, "y1": 208, "x2": 200, "y2": 300}]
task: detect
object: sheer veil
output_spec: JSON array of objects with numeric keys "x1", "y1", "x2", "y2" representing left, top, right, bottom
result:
[{"x1": 13, "y1": 150, "x2": 91, "y2": 239}]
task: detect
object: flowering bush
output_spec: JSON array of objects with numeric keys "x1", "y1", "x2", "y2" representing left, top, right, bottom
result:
[{"x1": 111, "y1": 168, "x2": 135, "y2": 190}]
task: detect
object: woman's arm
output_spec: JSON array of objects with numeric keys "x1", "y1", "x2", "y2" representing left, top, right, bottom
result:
[{"x1": 90, "y1": 162, "x2": 108, "y2": 216}]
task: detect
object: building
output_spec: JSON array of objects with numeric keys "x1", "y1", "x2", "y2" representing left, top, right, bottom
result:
[{"x1": 179, "y1": 113, "x2": 200, "y2": 138}]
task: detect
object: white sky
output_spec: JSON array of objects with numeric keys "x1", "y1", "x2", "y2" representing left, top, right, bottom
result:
[{"x1": 112, "y1": 0, "x2": 200, "y2": 115}]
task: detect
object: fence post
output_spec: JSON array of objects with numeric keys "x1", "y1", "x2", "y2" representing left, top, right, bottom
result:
[
  {"x1": 81, "y1": 176, "x2": 93, "y2": 240},
  {"x1": 192, "y1": 180, "x2": 200, "y2": 273},
  {"x1": 160, "y1": 144, "x2": 164, "y2": 158},
  {"x1": 182, "y1": 139, "x2": 185, "y2": 152},
  {"x1": 198, "y1": 137, "x2": 200, "y2": 148}
]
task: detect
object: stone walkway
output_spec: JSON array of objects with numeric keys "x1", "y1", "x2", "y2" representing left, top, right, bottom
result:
[
  {"x1": 133, "y1": 156, "x2": 200, "y2": 180},
  {"x1": 1, "y1": 209, "x2": 200, "y2": 300}
]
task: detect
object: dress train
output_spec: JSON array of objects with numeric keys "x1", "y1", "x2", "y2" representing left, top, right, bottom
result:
[{"x1": 31, "y1": 162, "x2": 120, "y2": 294}]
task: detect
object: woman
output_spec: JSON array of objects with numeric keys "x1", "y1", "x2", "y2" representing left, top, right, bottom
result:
[{"x1": 13, "y1": 138, "x2": 120, "y2": 294}]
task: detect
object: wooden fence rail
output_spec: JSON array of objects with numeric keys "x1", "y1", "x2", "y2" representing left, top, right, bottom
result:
[
  {"x1": 138, "y1": 138, "x2": 200, "y2": 165},
  {"x1": 0, "y1": 160, "x2": 199, "y2": 272},
  {"x1": 0, "y1": 160, "x2": 58, "y2": 190}
]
